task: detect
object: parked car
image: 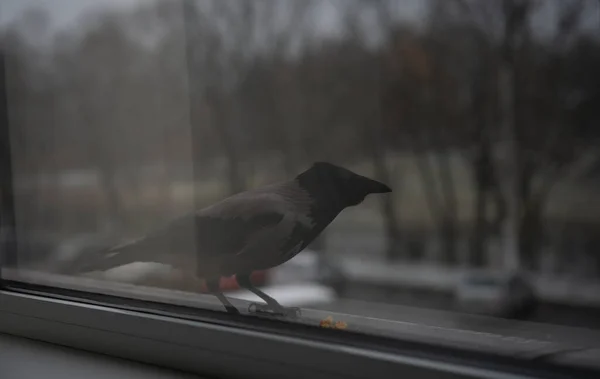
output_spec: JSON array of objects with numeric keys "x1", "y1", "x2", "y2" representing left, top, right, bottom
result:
[
  {"x1": 454, "y1": 270, "x2": 537, "y2": 319},
  {"x1": 199, "y1": 250, "x2": 345, "y2": 294},
  {"x1": 228, "y1": 250, "x2": 343, "y2": 307},
  {"x1": 266, "y1": 250, "x2": 347, "y2": 295},
  {"x1": 201, "y1": 271, "x2": 268, "y2": 292}
]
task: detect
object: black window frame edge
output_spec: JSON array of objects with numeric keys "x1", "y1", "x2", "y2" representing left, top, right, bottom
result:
[{"x1": 0, "y1": 43, "x2": 18, "y2": 278}]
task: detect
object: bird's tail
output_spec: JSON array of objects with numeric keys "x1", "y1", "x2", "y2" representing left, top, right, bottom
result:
[{"x1": 58, "y1": 239, "x2": 144, "y2": 275}]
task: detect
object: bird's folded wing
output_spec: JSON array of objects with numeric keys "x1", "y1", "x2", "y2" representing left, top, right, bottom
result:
[
  {"x1": 194, "y1": 193, "x2": 288, "y2": 257},
  {"x1": 62, "y1": 214, "x2": 197, "y2": 273},
  {"x1": 65, "y1": 190, "x2": 291, "y2": 273}
]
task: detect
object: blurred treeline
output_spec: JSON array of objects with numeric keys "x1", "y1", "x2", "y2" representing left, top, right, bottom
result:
[{"x1": 1, "y1": 0, "x2": 599, "y2": 275}]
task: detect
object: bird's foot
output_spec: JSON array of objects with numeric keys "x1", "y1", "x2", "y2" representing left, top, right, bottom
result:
[
  {"x1": 248, "y1": 302, "x2": 301, "y2": 318},
  {"x1": 224, "y1": 305, "x2": 241, "y2": 315}
]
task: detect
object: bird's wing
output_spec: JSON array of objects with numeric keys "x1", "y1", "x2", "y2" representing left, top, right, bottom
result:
[
  {"x1": 194, "y1": 190, "x2": 293, "y2": 258},
  {"x1": 65, "y1": 214, "x2": 198, "y2": 273},
  {"x1": 68, "y1": 189, "x2": 293, "y2": 273}
]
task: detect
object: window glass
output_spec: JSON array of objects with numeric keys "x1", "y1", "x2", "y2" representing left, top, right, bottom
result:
[{"x1": 1, "y1": 0, "x2": 600, "y2": 353}]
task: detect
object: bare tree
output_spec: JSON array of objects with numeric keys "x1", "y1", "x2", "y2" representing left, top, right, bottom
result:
[
  {"x1": 341, "y1": 0, "x2": 403, "y2": 260},
  {"x1": 442, "y1": 0, "x2": 598, "y2": 269}
]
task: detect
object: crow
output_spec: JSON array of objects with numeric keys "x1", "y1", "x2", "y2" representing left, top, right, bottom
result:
[{"x1": 69, "y1": 162, "x2": 392, "y2": 316}]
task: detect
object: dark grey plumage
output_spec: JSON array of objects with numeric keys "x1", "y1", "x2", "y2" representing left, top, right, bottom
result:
[{"x1": 70, "y1": 162, "x2": 392, "y2": 316}]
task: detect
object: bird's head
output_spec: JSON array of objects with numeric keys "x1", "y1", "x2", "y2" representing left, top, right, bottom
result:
[{"x1": 297, "y1": 162, "x2": 392, "y2": 208}]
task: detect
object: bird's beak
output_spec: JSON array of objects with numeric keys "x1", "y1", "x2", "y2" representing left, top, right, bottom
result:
[{"x1": 365, "y1": 178, "x2": 392, "y2": 194}]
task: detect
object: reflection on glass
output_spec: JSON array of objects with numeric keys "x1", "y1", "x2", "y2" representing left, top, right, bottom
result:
[{"x1": 1, "y1": 0, "x2": 600, "y2": 336}]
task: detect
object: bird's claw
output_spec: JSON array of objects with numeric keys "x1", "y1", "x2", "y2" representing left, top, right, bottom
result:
[
  {"x1": 224, "y1": 305, "x2": 241, "y2": 315},
  {"x1": 248, "y1": 302, "x2": 301, "y2": 318}
]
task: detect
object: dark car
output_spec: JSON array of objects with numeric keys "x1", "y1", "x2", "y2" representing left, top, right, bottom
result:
[{"x1": 454, "y1": 270, "x2": 537, "y2": 319}]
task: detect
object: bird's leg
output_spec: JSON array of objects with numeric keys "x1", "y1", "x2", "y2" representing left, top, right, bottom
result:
[
  {"x1": 205, "y1": 278, "x2": 240, "y2": 315},
  {"x1": 235, "y1": 273, "x2": 301, "y2": 318}
]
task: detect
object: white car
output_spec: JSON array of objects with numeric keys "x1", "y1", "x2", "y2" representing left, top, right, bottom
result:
[
  {"x1": 454, "y1": 270, "x2": 536, "y2": 319},
  {"x1": 228, "y1": 250, "x2": 345, "y2": 308},
  {"x1": 268, "y1": 250, "x2": 346, "y2": 291}
]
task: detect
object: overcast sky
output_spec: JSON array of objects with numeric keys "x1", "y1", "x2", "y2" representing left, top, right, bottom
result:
[
  {"x1": 0, "y1": 0, "x2": 596, "y2": 40},
  {"x1": 0, "y1": 0, "x2": 142, "y2": 27},
  {"x1": 0, "y1": 0, "x2": 426, "y2": 34}
]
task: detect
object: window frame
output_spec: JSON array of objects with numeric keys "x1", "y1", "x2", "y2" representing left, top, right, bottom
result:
[
  {"x1": 3, "y1": 285, "x2": 599, "y2": 379},
  {"x1": 0, "y1": 48, "x2": 18, "y2": 276},
  {"x1": 3, "y1": 271, "x2": 600, "y2": 379}
]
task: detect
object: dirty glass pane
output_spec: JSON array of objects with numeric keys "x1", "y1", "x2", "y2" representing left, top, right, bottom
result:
[{"x1": 1, "y1": 0, "x2": 599, "y2": 355}]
